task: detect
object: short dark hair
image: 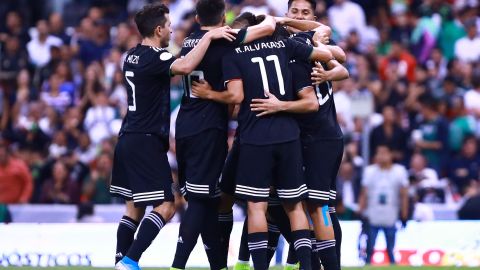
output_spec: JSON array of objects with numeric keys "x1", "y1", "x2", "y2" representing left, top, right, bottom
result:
[
  {"x1": 232, "y1": 12, "x2": 258, "y2": 28},
  {"x1": 196, "y1": 0, "x2": 225, "y2": 26},
  {"x1": 134, "y1": 4, "x2": 170, "y2": 38},
  {"x1": 288, "y1": 0, "x2": 317, "y2": 11}
]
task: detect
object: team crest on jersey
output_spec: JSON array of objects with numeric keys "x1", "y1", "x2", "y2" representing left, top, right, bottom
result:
[{"x1": 160, "y1": 52, "x2": 173, "y2": 61}]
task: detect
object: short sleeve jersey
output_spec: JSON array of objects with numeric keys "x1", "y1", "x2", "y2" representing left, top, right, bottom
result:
[
  {"x1": 290, "y1": 31, "x2": 343, "y2": 140},
  {"x1": 119, "y1": 44, "x2": 176, "y2": 140},
  {"x1": 222, "y1": 37, "x2": 313, "y2": 145},
  {"x1": 175, "y1": 29, "x2": 247, "y2": 139}
]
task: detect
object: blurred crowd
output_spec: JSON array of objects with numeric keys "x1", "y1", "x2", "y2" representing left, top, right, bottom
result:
[{"x1": 0, "y1": 0, "x2": 479, "y2": 220}]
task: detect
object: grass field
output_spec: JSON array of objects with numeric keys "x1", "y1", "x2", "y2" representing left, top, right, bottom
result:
[{"x1": 7, "y1": 267, "x2": 470, "y2": 270}]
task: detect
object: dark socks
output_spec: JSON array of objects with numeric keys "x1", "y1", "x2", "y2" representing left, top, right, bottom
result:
[
  {"x1": 330, "y1": 208, "x2": 342, "y2": 268},
  {"x1": 248, "y1": 232, "x2": 269, "y2": 270},
  {"x1": 201, "y1": 199, "x2": 225, "y2": 270},
  {"x1": 267, "y1": 222, "x2": 281, "y2": 263},
  {"x1": 316, "y1": 240, "x2": 339, "y2": 270},
  {"x1": 292, "y1": 230, "x2": 312, "y2": 270},
  {"x1": 218, "y1": 210, "x2": 234, "y2": 263},
  {"x1": 310, "y1": 231, "x2": 320, "y2": 270},
  {"x1": 126, "y1": 212, "x2": 165, "y2": 262},
  {"x1": 115, "y1": 216, "x2": 139, "y2": 263},
  {"x1": 286, "y1": 244, "x2": 298, "y2": 265},
  {"x1": 238, "y1": 218, "x2": 250, "y2": 262},
  {"x1": 172, "y1": 198, "x2": 209, "y2": 269}
]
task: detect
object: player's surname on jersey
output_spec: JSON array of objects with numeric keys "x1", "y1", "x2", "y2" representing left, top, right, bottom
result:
[{"x1": 235, "y1": 40, "x2": 286, "y2": 54}]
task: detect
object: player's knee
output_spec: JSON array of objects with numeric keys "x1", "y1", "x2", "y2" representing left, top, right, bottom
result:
[
  {"x1": 307, "y1": 201, "x2": 328, "y2": 216},
  {"x1": 247, "y1": 201, "x2": 268, "y2": 216},
  {"x1": 124, "y1": 201, "x2": 146, "y2": 222},
  {"x1": 153, "y1": 201, "x2": 176, "y2": 221}
]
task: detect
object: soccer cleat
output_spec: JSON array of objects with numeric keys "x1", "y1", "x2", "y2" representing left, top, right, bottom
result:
[
  {"x1": 234, "y1": 261, "x2": 250, "y2": 270},
  {"x1": 115, "y1": 256, "x2": 141, "y2": 270},
  {"x1": 283, "y1": 262, "x2": 300, "y2": 270},
  {"x1": 169, "y1": 268, "x2": 183, "y2": 270}
]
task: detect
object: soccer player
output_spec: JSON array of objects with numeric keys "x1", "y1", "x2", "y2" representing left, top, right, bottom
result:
[
  {"x1": 172, "y1": 1, "x2": 277, "y2": 270},
  {"x1": 192, "y1": 22, "x2": 334, "y2": 270},
  {"x1": 110, "y1": 4, "x2": 236, "y2": 270},
  {"x1": 251, "y1": 1, "x2": 349, "y2": 269}
]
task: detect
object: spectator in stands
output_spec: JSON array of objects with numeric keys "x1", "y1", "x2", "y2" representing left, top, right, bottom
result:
[
  {"x1": 82, "y1": 152, "x2": 112, "y2": 204},
  {"x1": 0, "y1": 142, "x2": 33, "y2": 203},
  {"x1": 0, "y1": 36, "x2": 29, "y2": 92},
  {"x1": 409, "y1": 153, "x2": 443, "y2": 203},
  {"x1": 454, "y1": 19, "x2": 480, "y2": 63},
  {"x1": 83, "y1": 91, "x2": 117, "y2": 145},
  {"x1": 379, "y1": 40, "x2": 417, "y2": 83},
  {"x1": 40, "y1": 160, "x2": 80, "y2": 204},
  {"x1": 369, "y1": 106, "x2": 407, "y2": 163},
  {"x1": 328, "y1": 0, "x2": 366, "y2": 41},
  {"x1": 448, "y1": 136, "x2": 480, "y2": 196},
  {"x1": 448, "y1": 97, "x2": 475, "y2": 152},
  {"x1": 77, "y1": 10, "x2": 112, "y2": 66},
  {"x1": 26, "y1": 20, "x2": 63, "y2": 68},
  {"x1": 358, "y1": 144, "x2": 409, "y2": 265},
  {"x1": 415, "y1": 96, "x2": 449, "y2": 174},
  {"x1": 40, "y1": 74, "x2": 72, "y2": 114},
  {"x1": 0, "y1": 11, "x2": 30, "y2": 47},
  {"x1": 48, "y1": 12, "x2": 70, "y2": 45},
  {"x1": 464, "y1": 71, "x2": 480, "y2": 134}
]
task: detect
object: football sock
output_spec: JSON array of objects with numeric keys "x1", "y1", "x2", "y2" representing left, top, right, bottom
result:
[
  {"x1": 218, "y1": 210, "x2": 234, "y2": 262},
  {"x1": 248, "y1": 232, "x2": 269, "y2": 270},
  {"x1": 115, "y1": 216, "x2": 139, "y2": 263},
  {"x1": 286, "y1": 243, "x2": 298, "y2": 265},
  {"x1": 172, "y1": 198, "x2": 209, "y2": 269},
  {"x1": 126, "y1": 211, "x2": 165, "y2": 262},
  {"x1": 310, "y1": 231, "x2": 320, "y2": 270},
  {"x1": 316, "y1": 240, "x2": 339, "y2": 270},
  {"x1": 292, "y1": 230, "x2": 312, "y2": 270},
  {"x1": 330, "y1": 208, "x2": 342, "y2": 268},
  {"x1": 267, "y1": 222, "x2": 281, "y2": 263},
  {"x1": 201, "y1": 198, "x2": 225, "y2": 270},
  {"x1": 238, "y1": 218, "x2": 250, "y2": 262}
]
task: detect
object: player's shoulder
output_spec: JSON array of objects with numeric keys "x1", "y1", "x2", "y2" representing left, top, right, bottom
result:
[
  {"x1": 289, "y1": 31, "x2": 314, "y2": 46},
  {"x1": 182, "y1": 30, "x2": 206, "y2": 49}
]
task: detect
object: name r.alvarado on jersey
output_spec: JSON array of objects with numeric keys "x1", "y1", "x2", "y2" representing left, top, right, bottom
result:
[{"x1": 235, "y1": 40, "x2": 286, "y2": 54}]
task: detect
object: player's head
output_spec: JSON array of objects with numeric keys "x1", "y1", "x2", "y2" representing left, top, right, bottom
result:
[
  {"x1": 232, "y1": 12, "x2": 257, "y2": 29},
  {"x1": 134, "y1": 4, "x2": 171, "y2": 48},
  {"x1": 287, "y1": 0, "x2": 317, "y2": 21},
  {"x1": 196, "y1": 0, "x2": 226, "y2": 27},
  {"x1": 374, "y1": 144, "x2": 393, "y2": 167}
]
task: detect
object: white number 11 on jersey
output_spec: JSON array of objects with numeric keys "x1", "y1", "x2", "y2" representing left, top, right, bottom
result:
[{"x1": 251, "y1": 55, "x2": 285, "y2": 97}]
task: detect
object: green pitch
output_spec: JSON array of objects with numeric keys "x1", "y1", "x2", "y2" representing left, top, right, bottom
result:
[{"x1": 9, "y1": 267, "x2": 470, "y2": 270}]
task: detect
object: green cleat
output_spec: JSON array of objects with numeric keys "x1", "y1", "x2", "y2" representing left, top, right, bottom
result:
[
  {"x1": 283, "y1": 262, "x2": 300, "y2": 270},
  {"x1": 234, "y1": 261, "x2": 250, "y2": 270}
]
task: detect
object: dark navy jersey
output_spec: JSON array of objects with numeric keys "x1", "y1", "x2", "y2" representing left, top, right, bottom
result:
[
  {"x1": 175, "y1": 29, "x2": 247, "y2": 139},
  {"x1": 119, "y1": 44, "x2": 176, "y2": 140},
  {"x1": 290, "y1": 31, "x2": 343, "y2": 140},
  {"x1": 223, "y1": 37, "x2": 313, "y2": 145}
]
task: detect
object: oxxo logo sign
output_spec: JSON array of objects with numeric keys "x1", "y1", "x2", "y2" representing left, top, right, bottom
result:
[{"x1": 0, "y1": 252, "x2": 92, "y2": 267}]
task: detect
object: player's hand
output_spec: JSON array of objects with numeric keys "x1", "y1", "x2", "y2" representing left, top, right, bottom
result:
[
  {"x1": 311, "y1": 62, "x2": 330, "y2": 85},
  {"x1": 251, "y1": 92, "x2": 284, "y2": 117},
  {"x1": 191, "y1": 80, "x2": 213, "y2": 99},
  {"x1": 206, "y1": 26, "x2": 237, "y2": 42}
]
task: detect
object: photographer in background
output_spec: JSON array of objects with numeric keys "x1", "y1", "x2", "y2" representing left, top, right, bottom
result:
[{"x1": 358, "y1": 144, "x2": 409, "y2": 265}]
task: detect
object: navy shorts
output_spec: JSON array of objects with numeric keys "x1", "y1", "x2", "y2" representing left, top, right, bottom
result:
[
  {"x1": 110, "y1": 133, "x2": 174, "y2": 207},
  {"x1": 219, "y1": 137, "x2": 240, "y2": 196},
  {"x1": 176, "y1": 129, "x2": 228, "y2": 199},
  {"x1": 235, "y1": 140, "x2": 307, "y2": 202},
  {"x1": 302, "y1": 138, "x2": 344, "y2": 205}
]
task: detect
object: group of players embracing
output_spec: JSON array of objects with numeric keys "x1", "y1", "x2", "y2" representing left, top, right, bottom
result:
[{"x1": 110, "y1": 1, "x2": 349, "y2": 270}]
